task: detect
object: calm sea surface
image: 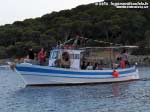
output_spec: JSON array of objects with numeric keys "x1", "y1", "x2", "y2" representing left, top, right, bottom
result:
[{"x1": 0, "y1": 66, "x2": 150, "y2": 112}]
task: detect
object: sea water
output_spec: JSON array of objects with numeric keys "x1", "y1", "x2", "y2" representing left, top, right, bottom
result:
[{"x1": 0, "y1": 66, "x2": 150, "y2": 112}]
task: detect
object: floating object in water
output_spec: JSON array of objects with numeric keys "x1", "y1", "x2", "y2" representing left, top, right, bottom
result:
[{"x1": 113, "y1": 70, "x2": 119, "y2": 78}]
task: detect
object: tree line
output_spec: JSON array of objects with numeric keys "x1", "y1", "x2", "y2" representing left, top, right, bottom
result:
[{"x1": 0, "y1": 0, "x2": 150, "y2": 58}]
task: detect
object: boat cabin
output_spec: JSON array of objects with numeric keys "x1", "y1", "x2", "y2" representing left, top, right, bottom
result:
[
  {"x1": 49, "y1": 46, "x2": 138, "y2": 70},
  {"x1": 49, "y1": 49, "x2": 83, "y2": 69}
]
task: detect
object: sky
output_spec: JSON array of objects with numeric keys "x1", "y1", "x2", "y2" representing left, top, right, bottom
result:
[{"x1": 0, "y1": 0, "x2": 102, "y2": 25}]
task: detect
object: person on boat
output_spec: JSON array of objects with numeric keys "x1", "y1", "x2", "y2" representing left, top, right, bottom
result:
[
  {"x1": 113, "y1": 57, "x2": 125, "y2": 69},
  {"x1": 38, "y1": 48, "x2": 46, "y2": 65},
  {"x1": 54, "y1": 58, "x2": 61, "y2": 67},
  {"x1": 86, "y1": 62, "x2": 93, "y2": 70},
  {"x1": 113, "y1": 57, "x2": 121, "y2": 69},
  {"x1": 120, "y1": 49, "x2": 130, "y2": 67},
  {"x1": 61, "y1": 52, "x2": 71, "y2": 68},
  {"x1": 93, "y1": 62, "x2": 98, "y2": 70},
  {"x1": 27, "y1": 47, "x2": 35, "y2": 63},
  {"x1": 80, "y1": 56, "x2": 87, "y2": 70},
  {"x1": 81, "y1": 61, "x2": 87, "y2": 70},
  {"x1": 24, "y1": 56, "x2": 30, "y2": 63},
  {"x1": 93, "y1": 63, "x2": 103, "y2": 70},
  {"x1": 95, "y1": 63, "x2": 103, "y2": 70},
  {"x1": 120, "y1": 57, "x2": 126, "y2": 68}
]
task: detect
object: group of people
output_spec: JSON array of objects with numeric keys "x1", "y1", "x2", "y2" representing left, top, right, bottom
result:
[
  {"x1": 114, "y1": 49, "x2": 130, "y2": 69},
  {"x1": 81, "y1": 61, "x2": 103, "y2": 70},
  {"x1": 81, "y1": 49, "x2": 130, "y2": 70},
  {"x1": 23, "y1": 47, "x2": 130, "y2": 69},
  {"x1": 24, "y1": 47, "x2": 47, "y2": 65}
]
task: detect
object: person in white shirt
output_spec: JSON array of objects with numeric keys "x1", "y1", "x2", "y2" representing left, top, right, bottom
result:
[{"x1": 86, "y1": 62, "x2": 93, "y2": 70}]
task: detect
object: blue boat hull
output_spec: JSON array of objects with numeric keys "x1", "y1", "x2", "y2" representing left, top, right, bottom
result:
[{"x1": 15, "y1": 63, "x2": 139, "y2": 86}]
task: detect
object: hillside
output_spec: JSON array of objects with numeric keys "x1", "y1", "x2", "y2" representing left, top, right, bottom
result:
[{"x1": 0, "y1": 1, "x2": 150, "y2": 58}]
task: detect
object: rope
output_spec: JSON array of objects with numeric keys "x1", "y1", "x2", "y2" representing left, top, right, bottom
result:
[{"x1": 62, "y1": 36, "x2": 122, "y2": 47}]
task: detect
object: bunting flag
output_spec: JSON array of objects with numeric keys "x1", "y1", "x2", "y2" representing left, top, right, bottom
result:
[{"x1": 61, "y1": 35, "x2": 122, "y2": 48}]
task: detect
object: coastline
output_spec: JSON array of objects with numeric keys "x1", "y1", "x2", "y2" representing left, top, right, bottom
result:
[
  {"x1": 0, "y1": 59, "x2": 13, "y2": 65},
  {"x1": 0, "y1": 55, "x2": 150, "y2": 66},
  {"x1": 129, "y1": 55, "x2": 150, "y2": 66}
]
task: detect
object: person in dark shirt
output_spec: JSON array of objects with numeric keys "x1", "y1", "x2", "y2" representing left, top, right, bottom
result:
[
  {"x1": 28, "y1": 48, "x2": 34, "y2": 60},
  {"x1": 81, "y1": 61, "x2": 87, "y2": 70},
  {"x1": 27, "y1": 47, "x2": 35, "y2": 63}
]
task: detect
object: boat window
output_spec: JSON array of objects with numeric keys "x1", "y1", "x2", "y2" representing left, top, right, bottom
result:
[
  {"x1": 70, "y1": 54, "x2": 73, "y2": 59},
  {"x1": 75, "y1": 54, "x2": 80, "y2": 59},
  {"x1": 51, "y1": 51, "x2": 59, "y2": 59},
  {"x1": 70, "y1": 54, "x2": 80, "y2": 59}
]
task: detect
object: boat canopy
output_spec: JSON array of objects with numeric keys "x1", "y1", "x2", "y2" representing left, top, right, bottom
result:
[{"x1": 80, "y1": 46, "x2": 139, "y2": 50}]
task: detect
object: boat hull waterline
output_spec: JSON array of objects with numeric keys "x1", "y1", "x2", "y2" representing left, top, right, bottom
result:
[{"x1": 15, "y1": 64, "x2": 139, "y2": 86}]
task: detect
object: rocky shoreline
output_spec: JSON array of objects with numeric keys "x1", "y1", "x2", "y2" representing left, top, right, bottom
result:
[
  {"x1": 0, "y1": 59, "x2": 8, "y2": 65},
  {"x1": 129, "y1": 55, "x2": 150, "y2": 66}
]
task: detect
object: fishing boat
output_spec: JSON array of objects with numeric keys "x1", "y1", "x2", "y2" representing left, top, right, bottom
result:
[{"x1": 13, "y1": 45, "x2": 139, "y2": 86}]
